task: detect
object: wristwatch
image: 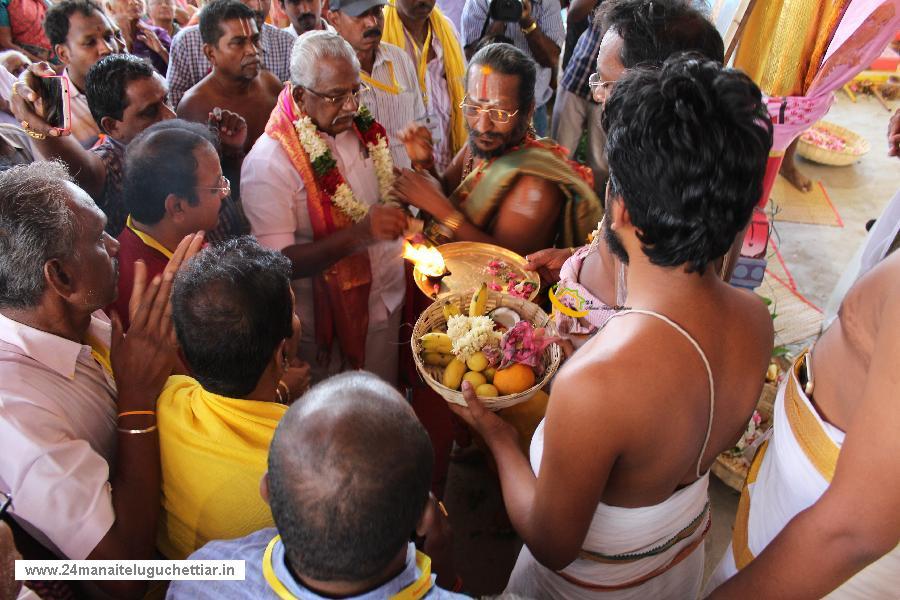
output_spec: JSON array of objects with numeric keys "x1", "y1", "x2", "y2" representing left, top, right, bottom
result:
[{"x1": 522, "y1": 20, "x2": 538, "y2": 35}]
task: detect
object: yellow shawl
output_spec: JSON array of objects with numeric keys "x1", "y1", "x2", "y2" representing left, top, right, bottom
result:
[
  {"x1": 156, "y1": 375, "x2": 287, "y2": 559},
  {"x1": 382, "y1": 5, "x2": 467, "y2": 154}
]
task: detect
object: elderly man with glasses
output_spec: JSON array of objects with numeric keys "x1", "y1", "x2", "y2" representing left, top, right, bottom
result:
[
  {"x1": 393, "y1": 42, "x2": 602, "y2": 257},
  {"x1": 241, "y1": 30, "x2": 410, "y2": 386}
]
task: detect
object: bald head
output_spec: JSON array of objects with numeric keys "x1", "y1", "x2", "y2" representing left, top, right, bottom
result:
[{"x1": 267, "y1": 372, "x2": 433, "y2": 583}]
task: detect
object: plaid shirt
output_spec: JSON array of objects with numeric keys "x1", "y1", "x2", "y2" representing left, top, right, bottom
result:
[
  {"x1": 166, "y1": 23, "x2": 294, "y2": 108},
  {"x1": 560, "y1": 19, "x2": 603, "y2": 101},
  {"x1": 461, "y1": 0, "x2": 564, "y2": 107}
]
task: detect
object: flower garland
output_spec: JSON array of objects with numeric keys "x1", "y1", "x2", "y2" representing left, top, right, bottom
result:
[{"x1": 293, "y1": 106, "x2": 395, "y2": 223}]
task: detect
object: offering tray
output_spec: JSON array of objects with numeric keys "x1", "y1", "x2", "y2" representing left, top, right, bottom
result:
[{"x1": 412, "y1": 241, "x2": 539, "y2": 302}]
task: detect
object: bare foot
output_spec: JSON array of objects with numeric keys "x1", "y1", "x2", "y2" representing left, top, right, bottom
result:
[{"x1": 780, "y1": 161, "x2": 813, "y2": 192}]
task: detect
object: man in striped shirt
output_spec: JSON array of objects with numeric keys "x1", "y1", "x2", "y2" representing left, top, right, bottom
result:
[
  {"x1": 327, "y1": 0, "x2": 425, "y2": 169},
  {"x1": 166, "y1": 0, "x2": 294, "y2": 108}
]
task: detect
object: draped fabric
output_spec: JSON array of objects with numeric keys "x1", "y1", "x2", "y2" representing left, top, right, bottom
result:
[
  {"x1": 264, "y1": 87, "x2": 372, "y2": 369},
  {"x1": 443, "y1": 139, "x2": 603, "y2": 248},
  {"x1": 705, "y1": 354, "x2": 900, "y2": 597},
  {"x1": 157, "y1": 375, "x2": 286, "y2": 559},
  {"x1": 734, "y1": 0, "x2": 900, "y2": 257},
  {"x1": 382, "y1": 5, "x2": 468, "y2": 154}
]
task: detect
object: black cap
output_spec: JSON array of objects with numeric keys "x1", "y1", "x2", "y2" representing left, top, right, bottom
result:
[{"x1": 329, "y1": 0, "x2": 387, "y2": 17}]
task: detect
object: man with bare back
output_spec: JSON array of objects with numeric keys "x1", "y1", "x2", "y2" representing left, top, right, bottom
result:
[
  {"x1": 177, "y1": 0, "x2": 282, "y2": 157},
  {"x1": 451, "y1": 55, "x2": 774, "y2": 598}
]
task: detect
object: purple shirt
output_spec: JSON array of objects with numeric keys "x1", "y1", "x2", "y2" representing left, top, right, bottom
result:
[{"x1": 131, "y1": 22, "x2": 172, "y2": 76}]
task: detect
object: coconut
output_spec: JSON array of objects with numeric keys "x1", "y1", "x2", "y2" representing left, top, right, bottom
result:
[{"x1": 488, "y1": 307, "x2": 521, "y2": 331}]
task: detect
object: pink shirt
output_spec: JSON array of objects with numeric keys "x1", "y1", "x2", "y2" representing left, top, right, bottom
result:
[
  {"x1": 240, "y1": 129, "x2": 406, "y2": 353},
  {"x1": 0, "y1": 311, "x2": 116, "y2": 559}
]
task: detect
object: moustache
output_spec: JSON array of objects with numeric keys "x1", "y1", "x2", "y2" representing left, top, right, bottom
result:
[
  {"x1": 298, "y1": 12, "x2": 317, "y2": 20},
  {"x1": 414, "y1": 1, "x2": 433, "y2": 10},
  {"x1": 472, "y1": 130, "x2": 504, "y2": 141},
  {"x1": 363, "y1": 27, "x2": 382, "y2": 38}
]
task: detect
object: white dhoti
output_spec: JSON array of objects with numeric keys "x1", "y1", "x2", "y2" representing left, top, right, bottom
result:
[
  {"x1": 505, "y1": 421, "x2": 711, "y2": 600},
  {"x1": 705, "y1": 352, "x2": 900, "y2": 598}
]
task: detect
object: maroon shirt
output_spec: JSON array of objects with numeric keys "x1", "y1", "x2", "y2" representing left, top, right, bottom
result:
[{"x1": 107, "y1": 224, "x2": 170, "y2": 330}]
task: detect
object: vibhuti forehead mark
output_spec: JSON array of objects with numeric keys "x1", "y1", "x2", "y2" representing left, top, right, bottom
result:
[{"x1": 239, "y1": 18, "x2": 253, "y2": 37}]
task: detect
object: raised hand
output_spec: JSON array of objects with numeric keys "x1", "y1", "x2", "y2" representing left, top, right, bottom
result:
[
  {"x1": 398, "y1": 122, "x2": 434, "y2": 165},
  {"x1": 10, "y1": 63, "x2": 70, "y2": 138},
  {"x1": 391, "y1": 168, "x2": 448, "y2": 215},
  {"x1": 136, "y1": 21, "x2": 168, "y2": 59},
  {"x1": 363, "y1": 203, "x2": 408, "y2": 242},
  {"x1": 209, "y1": 108, "x2": 248, "y2": 152},
  {"x1": 525, "y1": 246, "x2": 575, "y2": 286}
]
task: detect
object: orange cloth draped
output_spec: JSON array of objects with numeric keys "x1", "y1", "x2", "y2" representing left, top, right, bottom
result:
[
  {"x1": 735, "y1": 0, "x2": 851, "y2": 97},
  {"x1": 264, "y1": 87, "x2": 372, "y2": 369}
]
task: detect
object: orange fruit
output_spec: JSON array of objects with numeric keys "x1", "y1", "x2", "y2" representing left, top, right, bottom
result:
[{"x1": 492, "y1": 363, "x2": 536, "y2": 395}]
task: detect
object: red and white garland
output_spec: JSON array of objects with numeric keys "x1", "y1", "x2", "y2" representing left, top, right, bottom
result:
[{"x1": 293, "y1": 106, "x2": 394, "y2": 223}]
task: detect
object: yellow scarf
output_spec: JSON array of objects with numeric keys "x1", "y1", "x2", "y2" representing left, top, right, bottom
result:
[
  {"x1": 382, "y1": 5, "x2": 467, "y2": 154},
  {"x1": 156, "y1": 375, "x2": 288, "y2": 559}
]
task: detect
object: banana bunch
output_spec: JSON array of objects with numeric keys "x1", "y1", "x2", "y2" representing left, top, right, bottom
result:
[{"x1": 421, "y1": 332, "x2": 453, "y2": 366}]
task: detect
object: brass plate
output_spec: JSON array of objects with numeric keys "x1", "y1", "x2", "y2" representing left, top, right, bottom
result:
[{"x1": 413, "y1": 241, "x2": 540, "y2": 301}]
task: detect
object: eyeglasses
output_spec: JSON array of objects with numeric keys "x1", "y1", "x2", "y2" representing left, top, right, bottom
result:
[
  {"x1": 588, "y1": 73, "x2": 615, "y2": 102},
  {"x1": 458, "y1": 99, "x2": 519, "y2": 124},
  {"x1": 201, "y1": 175, "x2": 231, "y2": 197},
  {"x1": 303, "y1": 83, "x2": 371, "y2": 107}
]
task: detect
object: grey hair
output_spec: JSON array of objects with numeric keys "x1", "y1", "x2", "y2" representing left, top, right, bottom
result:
[
  {"x1": 0, "y1": 161, "x2": 79, "y2": 309},
  {"x1": 289, "y1": 30, "x2": 360, "y2": 88}
]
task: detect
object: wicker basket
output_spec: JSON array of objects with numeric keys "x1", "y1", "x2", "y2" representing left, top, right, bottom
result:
[
  {"x1": 797, "y1": 121, "x2": 870, "y2": 166},
  {"x1": 412, "y1": 291, "x2": 562, "y2": 410}
]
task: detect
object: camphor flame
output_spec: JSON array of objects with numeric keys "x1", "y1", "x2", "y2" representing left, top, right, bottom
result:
[{"x1": 402, "y1": 241, "x2": 446, "y2": 277}]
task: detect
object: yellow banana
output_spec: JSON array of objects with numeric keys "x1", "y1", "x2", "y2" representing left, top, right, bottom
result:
[
  {"x1": 423, "y1": 352, "x2": 454, "y2": 367},
  {"x1": 442, "y1": 300, "x2": 461, "y2": 321},
  {"x1": 442, "y1": 359, "x2": 467, "y2": 390},
  {"x1": 469, "y1": 282, "x2": 488, "y2": 316},
  {"x1": 420, "y1": 332, "x2": 452, "y2": 353}
]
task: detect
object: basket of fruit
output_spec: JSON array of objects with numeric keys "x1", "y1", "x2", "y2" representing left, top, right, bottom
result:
[
  {"x1": 412, "y1": 284, "x2": 563, "y2": 410},
  {"x1": 797, "y1": 121, "x2": 870, "y2": 166}
]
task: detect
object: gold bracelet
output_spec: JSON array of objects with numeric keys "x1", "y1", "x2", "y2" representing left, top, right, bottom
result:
[
  {"x1": 118, "y1": 410, "x2": 156, "y2": 419},
  {"x1": 20, "y1": 120, "x2": 46, "y2": 140},
  {"x1": 522, "y1": 21, "x2": 538, "y2": 35},
  {"x1": 117, "y1": 424, "x2": 158, "y2": 435},
  {"x1": 441, "y1": 210, "x2": 465, "y2": 234}
]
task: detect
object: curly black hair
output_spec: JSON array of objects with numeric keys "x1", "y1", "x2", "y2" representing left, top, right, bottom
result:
[
  {"x1": 601, "y1": 55, "x2": 772, "y2": 273},
  {"x1": 597, "y1": 0, "x2": 725, "y2": 66}
]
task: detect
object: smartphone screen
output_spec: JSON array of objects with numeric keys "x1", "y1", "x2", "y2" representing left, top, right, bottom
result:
[{"x1": 32, "y1": 74, "x2": 71, "y2": 132}]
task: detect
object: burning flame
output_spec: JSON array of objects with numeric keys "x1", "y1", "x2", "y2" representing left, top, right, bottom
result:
[{"x1": 403, "y1": 241, "x2": 446, "y2": 277}]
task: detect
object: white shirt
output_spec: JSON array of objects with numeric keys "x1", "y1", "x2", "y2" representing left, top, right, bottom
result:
[
  {"x1": 359, "y1": 43, "x2": 426, "y2": 170},
  {"x1": 0, "y1": 311, "x2": 116, "y2": 559},
  {"x1": 240, "y1": 129, "x2": 406, "y2": 353},
  {"x1": 401, "y1": 23, "x2": 455, "y2": 172},
  {"x1": 280, "y1": 19, "x2": 335, "y2": 36}
]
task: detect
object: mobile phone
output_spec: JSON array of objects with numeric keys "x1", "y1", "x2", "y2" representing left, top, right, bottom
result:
[{"x1": 32, "y1": 73, "x2": 72, "y2": 133}]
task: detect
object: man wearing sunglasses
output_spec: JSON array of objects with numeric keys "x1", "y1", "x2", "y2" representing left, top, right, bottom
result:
[{"x1": 393, "y1": 42, "x2": 601, "y2": 257}]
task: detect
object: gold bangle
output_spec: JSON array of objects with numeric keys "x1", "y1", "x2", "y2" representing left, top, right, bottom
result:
[
  {"x1": 117, "y1": 424, "x2": 158, "y2": 434},
  {"x1": 20, "y1": 120, "x2": 46, "y2": 140},
  {"x1": 441, "y1": 210, "x2": 465, "y2": 234},
  {"x1": 118, "y1": 410, "x2": 156, "y2": 419},
  {"x1": 522, "y1": 21, "x2": 538, "y2": 35}
]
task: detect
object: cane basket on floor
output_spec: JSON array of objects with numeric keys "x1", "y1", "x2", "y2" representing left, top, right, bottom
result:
[
  {"x1": 797, "y1": 121, "x2": 870, "y2": 166},
  {"x1": 411, "y1": 291, "x2": 562, "y2": 410}
]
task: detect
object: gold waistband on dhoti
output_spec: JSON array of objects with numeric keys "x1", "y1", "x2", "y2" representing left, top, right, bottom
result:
[{"x1": 732, "y1": 349, "x2": 842, "y2": 570}]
